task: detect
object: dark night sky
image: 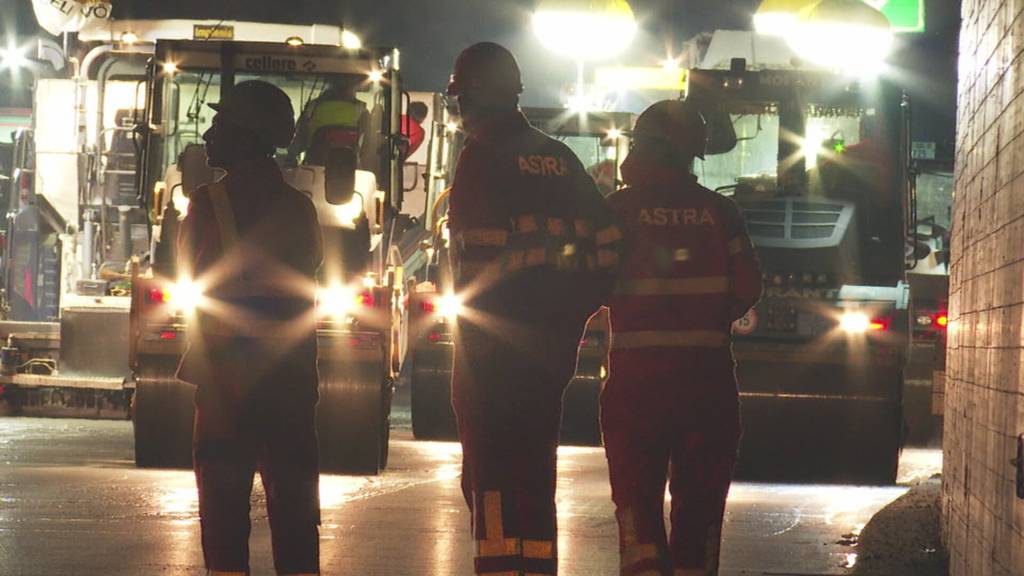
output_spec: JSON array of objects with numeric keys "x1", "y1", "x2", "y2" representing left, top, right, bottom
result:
[{"x1": 4, "y1": 0, "x2": 960, "y2": 147}]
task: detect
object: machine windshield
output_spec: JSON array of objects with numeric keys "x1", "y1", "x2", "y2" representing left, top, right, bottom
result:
[
  {"x1": 163, "y1": 69, "x2": 388, "y2": 182},
  {"x1": 695, "y1": 103, "x2": 875, "y2": 197}
]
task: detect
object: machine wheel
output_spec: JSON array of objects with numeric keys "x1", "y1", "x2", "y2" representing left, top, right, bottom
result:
[
  {"x1": 410, "y1": 346, "x2": 457, "y2": 440},
  {"x1": 132, "y1": 361, "x2": 195, "y2": 469},
  {"x1": 317, "y1": 360, "x2": 389, "y2": 475}
]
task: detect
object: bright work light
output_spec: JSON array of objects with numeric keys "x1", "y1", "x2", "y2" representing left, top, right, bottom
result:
[
  {"x1": 786, "y1": 0, "x2": 893, "y2": 73},
  {"x1": 754, "y1": 0, "x2": 821, "y2": 36},
  {"x1": 533, "y1": 0, "x2": 637, "y2": 61}
]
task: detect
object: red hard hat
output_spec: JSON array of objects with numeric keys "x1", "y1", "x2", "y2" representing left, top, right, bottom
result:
[
  {"x1": 633, "y1": 99, "x2": 708, "y2": 160},
  {"x1": 447, "y1": 42, "x2": 523, "y2": 97}
]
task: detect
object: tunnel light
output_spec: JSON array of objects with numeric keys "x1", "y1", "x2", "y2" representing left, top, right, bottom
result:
[
  {"x1": 162, "y1": 61, "x2": 179, "y2": 75},
  {"x1": 121, "y1": 32, "x2": 140, "y2": 45},
  {"x1": 606, "y1": 128, "x2": 623, "y2": 140},
  {"x1": 533, "y1": 0, "x2": 637, "y2": 61},
  {"x1": 285, "y1": 36, "x2": 305, "y2": 47},
  {"x1": 367, "y1": 69, "x2": 384, "y2": 84},
  {"x1": 341, "y1": 29, "x2": 363, "y2": 50}
]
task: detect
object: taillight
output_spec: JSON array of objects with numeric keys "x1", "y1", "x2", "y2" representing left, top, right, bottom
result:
[
  {"x1": 159, "y1": 330, "x2": 177, "y2": 341},
  {"x1": 420, "y1": 300, "x2": 437, "y2": 313},
  {"x1": 868, "y1": 318, "x2": 890, "y2": 332},
  {"x1": 147, "y1": 288, "x2": 171, "y2": 304},
  {"x1": 934, "y1": 314, "x2": 948, "y2": 329},
  {"x1": 356, "y1": 291, "x2": 375, "y2": 308}
]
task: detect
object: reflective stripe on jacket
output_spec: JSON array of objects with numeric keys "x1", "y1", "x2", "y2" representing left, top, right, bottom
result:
[
  {"x1": 607, "y1": 169, "x2": 762, "y2": 351},
  {"x1": 447, "y1": 110, "x2": 623, "y2": 326}
]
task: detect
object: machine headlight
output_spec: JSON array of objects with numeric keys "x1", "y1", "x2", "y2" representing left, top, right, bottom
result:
[
  {"x1": 436, "y1": 293, "x2": 464, "y2": 319},
  {"x1": 168, "y1": 279, "x2": 204, "y2": 313},
  {"x1": 839, "y1": 311, "x2": 888, "y2": 334}
]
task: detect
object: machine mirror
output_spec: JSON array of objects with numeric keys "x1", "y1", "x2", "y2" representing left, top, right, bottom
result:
[{"x1": 704, "y1": 105, "x2": 739, "y2": 156}]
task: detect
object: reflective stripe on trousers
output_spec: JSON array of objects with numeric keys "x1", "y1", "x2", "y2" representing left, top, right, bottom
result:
[
  {"x1": 611, "y1": 331, "x2": 728, "y2": 350},
  {"x1": 614, "y1": 276, "x2": 729, "y2": 297}
]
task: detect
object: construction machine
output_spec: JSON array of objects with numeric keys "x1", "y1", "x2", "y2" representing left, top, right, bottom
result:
[
  {"x1": 689, "y1": 59, "x2": 915, "y2": 484},
  {"x1": 0, "y1": 21, "x2": 410, "y2": 475}
]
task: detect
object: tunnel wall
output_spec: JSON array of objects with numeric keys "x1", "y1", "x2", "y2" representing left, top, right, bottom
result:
[{"x1": 945, "y1": 1, "x2": 1024, "y2": 574}]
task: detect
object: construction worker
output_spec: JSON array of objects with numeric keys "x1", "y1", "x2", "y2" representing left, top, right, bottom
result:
[
  {"x1": 288, "y1": 75, "x2": 370, "y2": 167},
  {"x1": 177, "y1": 80, "x2": 323, "y2": 576},
  {"x1": 446, "y1": 42, "x2": 621, "y2": 575},
  {"x1": 601, "y1": 100, "x2": 763, "y2": 576}
]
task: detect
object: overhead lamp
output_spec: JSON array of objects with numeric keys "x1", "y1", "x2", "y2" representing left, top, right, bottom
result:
[
  {"x1": 121, "y1": 32, "x2": 140, "y2": 45},
  {"x1": 754, "y1": 0, "x2": 822, "y2": 36},
  {"x1": 367, "y1": 69, "x2": 384, "y2": 83},
  {"x1": 533, "y1": 0, "x2": 637, "y2": 61},
  {"x1": 786, "y1": 0, "x2": 893, "y2": 73},
  {"x1": 162, "y1": 61, "x2": 179, "y2": 75},
  {"x1": 341, "y1": 29, "x2": 362, "y2": 50},
  {"x1": 285, "y1": 36, "x2": 304, "y2": 47}
]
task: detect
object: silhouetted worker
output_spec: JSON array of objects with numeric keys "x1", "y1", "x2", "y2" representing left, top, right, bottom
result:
[
  {"x1": 446, "y1": 42, "x2": 622, "y2": 575},
  {"x1": 177, "y1": 80, "x2": 323, "y2": 576},
  {"x1": 602, "y1": 100, "x2": 762, "y2": 576}
]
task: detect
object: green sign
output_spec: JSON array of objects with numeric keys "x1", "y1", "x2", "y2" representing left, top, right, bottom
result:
[{"x1": 865, "y1": 0, "x2": 926, "y2": 33}]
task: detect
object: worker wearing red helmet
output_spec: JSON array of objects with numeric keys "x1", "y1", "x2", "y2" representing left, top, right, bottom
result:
[
  {"x1": 445, "y1": 42, "x2": 622, "y2": 575},
  {"x1": 601, "y1": 99, "x2": 762, "y2": 576},
  {"x1": 177, "y1": 80, "x2": 323, "y2": 576}
]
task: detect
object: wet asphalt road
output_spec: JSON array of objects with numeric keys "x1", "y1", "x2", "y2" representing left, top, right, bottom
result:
[{"x1": 0, "y1": 390, "x2": 942, "y2": 576}]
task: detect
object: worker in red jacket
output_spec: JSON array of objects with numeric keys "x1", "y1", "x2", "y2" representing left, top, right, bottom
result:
[
  {"x1": 602, "y1": 100, "x2": 763, "y2": 576},
  {"x1": 445, "y1": 42, "x2": 621, "y2": 575},
  {"x1": 177, "y1": 80, "x2": 323, "y2": 576}
]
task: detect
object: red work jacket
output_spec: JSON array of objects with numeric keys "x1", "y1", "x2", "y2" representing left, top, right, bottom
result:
[
  {"x1": 176, "y1": 157, "x2": 323, "y2": 387},
  {"x1": 607, "y1": 167, "x2": 762, "y2": 352},
  {"x1": 447, "y1": 110, "x2": 622, "y2": 332}
]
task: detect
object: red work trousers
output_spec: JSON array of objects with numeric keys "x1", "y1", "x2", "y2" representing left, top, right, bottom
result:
[
  {"x1": 192, "y1": 351, "x2": 321, "y2": 575},
  {"x1": 452, "y1": 320, "x2": 582, "y2": 575},
  {"x1": 600, "y1": 348, "x2": 741, "y2": 576}
]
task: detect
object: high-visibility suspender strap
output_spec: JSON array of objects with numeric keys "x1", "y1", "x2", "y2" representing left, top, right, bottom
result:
[
  {"x1": 615, "y1": 276, "x2": 729, "y2": 297},
  {"x1": 612, "y1": 330, "x2": 728, "y2": 350},
  {"x1": 207, "y1": 181, "x2": 239, "y2": 255}
]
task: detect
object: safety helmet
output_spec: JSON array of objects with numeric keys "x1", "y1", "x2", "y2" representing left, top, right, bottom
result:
[
  {"x1": 633, "y1": 99, "x2": 708, "y2": 160},
  {"x1": 209, "y1": 80, "x2": 296, "y2": 149},
  {"x1": 446, "y1": 42, "x2": 524, "y2": 97}
]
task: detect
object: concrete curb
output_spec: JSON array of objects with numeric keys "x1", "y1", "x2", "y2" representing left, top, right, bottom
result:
[{"x1": 852, "y1": 476, "x2": 948, "y2": 575}]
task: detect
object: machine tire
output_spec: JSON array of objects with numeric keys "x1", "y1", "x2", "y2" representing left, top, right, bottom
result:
[
  {"x1": 317, "y1": 360, "x2": 389, "y2": 475},
  {"x1": 410, "y1": 345, "x2": 457, "y2": 440},
  {"x1": 132, "y1": 361, "x2": 195, "y2": 469}
]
